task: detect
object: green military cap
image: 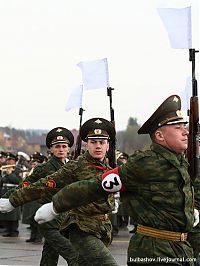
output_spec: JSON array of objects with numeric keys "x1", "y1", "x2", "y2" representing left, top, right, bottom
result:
[
  {"x1": 46, "y1": 127, "x2": 74, "y2": 148},
  {"x1": 138, "y1": 95, "x2": 188, "y2": 135},
  {"x1": 80, "y1": 118, "x2": 116, "y2": 142}
]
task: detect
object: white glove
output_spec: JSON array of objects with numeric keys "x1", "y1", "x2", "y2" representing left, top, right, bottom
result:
[
  {"x1": 112, "y1": 200, "x2": 119, "y2": 214},
  {"x1": 34, "y1": 202, "x2": 58, "y2": 224},
  {"x1": 193, "y1": 208, "x2": 199, "y2": 227},
  {"x1": 0, "y1": 198, "x2": 15, "y2": 213}
]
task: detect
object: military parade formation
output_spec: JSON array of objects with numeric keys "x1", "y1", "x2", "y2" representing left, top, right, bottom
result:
[
  {"x1": 0, "y1": 92, "x2": 200, "y2": 266},
  {"x1": 0, "y1": 4, "x2": 200, "y2": 265}
]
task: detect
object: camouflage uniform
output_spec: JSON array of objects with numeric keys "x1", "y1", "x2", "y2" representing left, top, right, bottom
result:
[
  {"x1": 9, "y1": 151, "x2": 117, "y2": 266},
  {"x1": 187, "y1": 172, "x2": 200, "y2": 265},
  {"x1": 46, "y1": 94, "x2": 196, "y2": 266},
  {"x1": 49, "y1": 143, "x2": 194, "y2": 265},
  {"x1": 11, "y1": 155, "x2": 79, "y2": 266}
]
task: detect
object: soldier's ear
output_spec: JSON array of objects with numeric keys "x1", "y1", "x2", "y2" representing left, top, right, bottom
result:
[{"x1": 155, "y1": 129, "x2": 164, "y2": 141}]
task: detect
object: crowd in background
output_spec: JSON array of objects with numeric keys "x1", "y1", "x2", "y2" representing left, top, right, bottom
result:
[
  {"x1": 0, "y1": 150, "x2": 47, "y2": 241},
  {"x1": 0, "y1": 148, "x2": 131, "y2": 242}
]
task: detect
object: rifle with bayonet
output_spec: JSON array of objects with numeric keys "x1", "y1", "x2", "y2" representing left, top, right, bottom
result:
[
  {"x1": 73, "y1": 107, "x2": 85, "y2": 159},
  {"x1": 107, "y1": 87, "x2": 117, "y2": 168},
  {"x1": 187, "y1": 48, "x2": 200, "y2": 182}
]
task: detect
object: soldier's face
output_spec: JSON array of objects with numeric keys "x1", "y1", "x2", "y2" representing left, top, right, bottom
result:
[
  {"x1": 155, "y1": 123, "x2": 189, "y2": 154},
  {"x1": 86, "y1": 139, "x2": 109, "y2": 161},
  {"x1": 50, "y1": 143, "x2": 69, "y2": 160},
  {"x1": 6, "y1": 159, "x2": 16, "y2": 165},
  {"x1": 0, "y1": 157, "x2": 6, "y2": 165}
]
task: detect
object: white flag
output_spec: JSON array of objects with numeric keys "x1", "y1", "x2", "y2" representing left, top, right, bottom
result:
[
  {"x1": 180, "y1": 76, "x2": 192, "y2": 114},
  {"x1": 180, "y1": 73, "x2": 199, "y2": 116},
  {"x1": 65, "y1": 85, "x2": 83, "y2": 112},
  {"x1": 77, "y1": 58, "x2": 109, "y2": 90},
  {"x1": 157, "y1": 6, "x2": 192, "y2": 49}
]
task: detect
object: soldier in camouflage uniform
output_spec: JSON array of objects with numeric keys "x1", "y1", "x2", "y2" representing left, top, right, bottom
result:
[
  {"x1": 0, "y1": 127, "x2": 79, "y2": 266},
  {"x1": 187, "y1": 140, "x2": 200, "y2": 265},
  {"x1": 34, "y1": 95, "x2": 198, "y2": 266},
  {"x1": 0, "y1": 118, "x2": 118, "y2": 266}
]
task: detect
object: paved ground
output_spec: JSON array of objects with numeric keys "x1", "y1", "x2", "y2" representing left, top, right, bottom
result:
[{"x1": 0, "y1": 222, "x2": 131, "y2": 266}]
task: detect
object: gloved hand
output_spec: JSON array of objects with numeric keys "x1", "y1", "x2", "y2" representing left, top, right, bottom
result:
[
  {"x1": 112, "y1": 200, "x2": 119, "y2": 214},
  {"x1": 34, "y1": 202, "x2": 58, "y2": 224},
  {"x1": 0, "y1": 198, "x2": 15, "y2": 213},
  {"x1": 193, "y1": 208, "x2": 199, "y2": 227}
]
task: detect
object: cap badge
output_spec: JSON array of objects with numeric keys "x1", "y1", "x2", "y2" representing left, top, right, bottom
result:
[
  {"x1": 94, "y1": 119, "x2": 102, "y2": 124},
  {"x1": 56, "y1": 136, "x2": 64, "y2": 140},
  {"x1": 173, "y1": 96, "x2": 179, "y2": 102},
  {"x1": 176, "y1": 110, "x2": 182, "y2": 117},
  {"x1": 56, "y1": 128, "x2": 63, "y2": 132},
  {"x1": 94, "y1": 129, "x2": 102, "y2": 135}
]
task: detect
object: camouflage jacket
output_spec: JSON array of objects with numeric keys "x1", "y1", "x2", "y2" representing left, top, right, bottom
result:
[
  {"x1": 118, "y1": 143, "x2": 194, "y2": 232},
  {"x1": 51, "y1": 143, "x2": 195, "y2": 261},
  {"x1": 189, "y1": 163, "x2": 200, "y2": 233},
  {"x1": 9, "y1": 151, "x2": 114, "y2": 244}
]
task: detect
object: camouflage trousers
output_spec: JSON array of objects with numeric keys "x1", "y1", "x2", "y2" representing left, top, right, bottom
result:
[
  {"x1": 39, "y1": 226, "x2": 79, "y2": 266},
  {"x1": 68, "y1": 224, "x2": 118, "y2": 266}
]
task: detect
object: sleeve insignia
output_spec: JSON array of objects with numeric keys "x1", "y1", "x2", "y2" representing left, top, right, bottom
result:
[
  {"x1": 22, "y1": 181, "x2": 30, "y2": 188},
  {"x1": 46, "y1": 180, "x2": 56, "y2": 188}
]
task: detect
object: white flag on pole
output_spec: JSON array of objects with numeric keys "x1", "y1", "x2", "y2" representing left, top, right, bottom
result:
[
  {"x1": 65, "y1": 85, "x2": 83, "y2": 112},
  {"x1": 77, "y1": 58, "x2": 109, "y2": 90},
  {"x1": 157, "y1": 6, "x2": 192, "y2": 49}
]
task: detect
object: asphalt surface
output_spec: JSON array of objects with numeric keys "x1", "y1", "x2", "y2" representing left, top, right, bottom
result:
[{"x1": 0, "y1": 222, "x2": 131, "y2": 266}]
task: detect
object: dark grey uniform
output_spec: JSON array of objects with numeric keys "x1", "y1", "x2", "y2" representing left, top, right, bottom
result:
[{"x1": 0, "y1": 167, "x2": 21, "y2": 236}]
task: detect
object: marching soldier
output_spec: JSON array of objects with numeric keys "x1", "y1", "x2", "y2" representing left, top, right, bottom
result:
[
  {"x1": 0, "y1": 118, "x2": 118, "y2": 266},
  {"x1": 187, "y1": 139, "x2": 200, "y2": 265},
  {"x1": 31, "y1": 95, "x2": 198, "y2": 265},
  {"x1": 0, "y1": 128, "x2": 79, "y2": 266}
]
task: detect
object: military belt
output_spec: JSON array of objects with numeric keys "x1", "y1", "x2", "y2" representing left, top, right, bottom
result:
[
  {"x1": 136, "y1": 224, "x2": 188, "y2": 242},
  {"x1": 69, "y1": 211, "x2": 109, "y2": 221}
]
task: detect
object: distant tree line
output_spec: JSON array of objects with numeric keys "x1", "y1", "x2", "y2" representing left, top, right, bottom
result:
[
  {"x1": 116, "y1": 117, "x2": 151, "y2": 155},
  {"x1": 0, "y1": 117, "x2": 150, "y2": 157}
]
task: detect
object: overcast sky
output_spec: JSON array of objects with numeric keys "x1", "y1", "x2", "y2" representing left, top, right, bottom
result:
[{"x1": 0, "y1": 0, "x2": 199, "y2": 131}]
